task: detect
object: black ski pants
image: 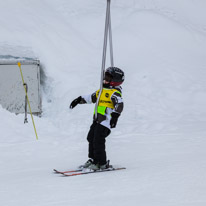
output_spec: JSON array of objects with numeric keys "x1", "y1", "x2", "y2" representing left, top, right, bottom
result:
[{"x1": 87, "y1": 121, "x2": 111, "y2": 165}]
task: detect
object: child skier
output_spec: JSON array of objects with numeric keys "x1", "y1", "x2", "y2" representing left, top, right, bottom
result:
[{"x1": 70, "y1": 67, "x2": 125, "y2": 170}]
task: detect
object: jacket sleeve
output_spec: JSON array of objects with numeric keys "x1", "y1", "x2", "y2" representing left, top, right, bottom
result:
[
  {"x1": 81, "y1": 92, "x2": 97, "y2": 104},
  {"x1": 111, "y1": 92, "x2": 124, "y2": 114}
]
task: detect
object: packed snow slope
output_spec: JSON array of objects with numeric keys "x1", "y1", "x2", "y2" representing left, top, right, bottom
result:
[{"x1": 1, "y1": 0, "x2": 206, "y2": 206}]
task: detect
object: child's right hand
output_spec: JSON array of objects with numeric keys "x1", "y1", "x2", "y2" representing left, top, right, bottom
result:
[{"x1": 70, "y1": 96, "x2": 82, "y2": 109}]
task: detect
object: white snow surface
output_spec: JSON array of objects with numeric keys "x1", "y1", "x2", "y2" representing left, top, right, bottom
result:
[{"x1": 1, "y1": 0, "x2": 206, "y2": 205}]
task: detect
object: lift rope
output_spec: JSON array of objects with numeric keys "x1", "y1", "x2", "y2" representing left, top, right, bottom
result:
[{"x1": 95, "y1": 0, "x2": 114, "y2": 119}]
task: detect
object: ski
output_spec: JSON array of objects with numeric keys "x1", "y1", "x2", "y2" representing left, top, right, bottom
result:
[
  {"x1": 53, "y1": 169, "x2": 83, "y2": 174},
  {"x1": 61, "y1": 167, "x2": 126, "y2": 177}
]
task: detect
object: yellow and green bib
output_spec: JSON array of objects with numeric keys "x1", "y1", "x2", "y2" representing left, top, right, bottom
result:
[{"x1": 95, "y1": 88, "x2": 122, "y2": 115}]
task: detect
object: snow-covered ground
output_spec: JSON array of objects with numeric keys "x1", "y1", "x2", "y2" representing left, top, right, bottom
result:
[{"x1": 1, "y1": 0, "x2": 206, "y2": 205}]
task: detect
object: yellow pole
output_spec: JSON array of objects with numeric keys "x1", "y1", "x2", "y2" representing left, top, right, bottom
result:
[{"x1": 17, "y1": 62, "x2": 38, "y2": 140}]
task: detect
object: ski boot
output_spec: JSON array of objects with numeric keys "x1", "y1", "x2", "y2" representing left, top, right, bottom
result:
[
  {"x1": 78, "y1": 159, "x2": 93, "y2": 169},
  {"x1": 88, "y1": 160, "x2": 111, "y2": 171}
]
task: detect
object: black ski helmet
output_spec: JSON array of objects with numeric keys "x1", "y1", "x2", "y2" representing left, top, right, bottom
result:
[{"x1": 104, "y1": 67, "x2": 125, "y2": 86}]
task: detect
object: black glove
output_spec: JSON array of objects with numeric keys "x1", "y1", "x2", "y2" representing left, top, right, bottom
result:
[
  {"x1": 110, "y1": 112, "x2": 120, "y2": 128},
  {"x1": 70, "y1": 96, "x2": 82, "y2": 109}
]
